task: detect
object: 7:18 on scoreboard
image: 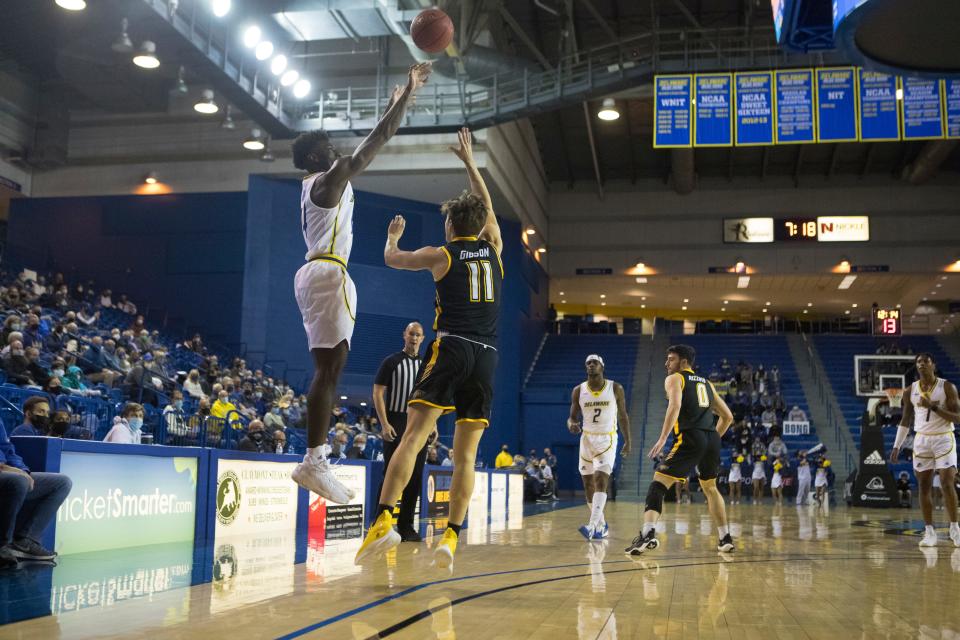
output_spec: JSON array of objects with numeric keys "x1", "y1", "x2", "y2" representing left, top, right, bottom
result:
[{"x1": 873, "y1": 308, "x2": 901, "y2": 336}]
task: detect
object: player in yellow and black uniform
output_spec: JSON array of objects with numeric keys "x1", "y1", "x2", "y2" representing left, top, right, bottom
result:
[
  {"x1": 356, "y1": 128, "x2": 504, "y2": 571},
  {"x1": 626, "y1": 344, "x2": 737, "y2": 556}
]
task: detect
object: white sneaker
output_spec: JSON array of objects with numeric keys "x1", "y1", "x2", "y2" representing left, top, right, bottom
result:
[
  {"x1": 919, "y1": 529, "x2": 938, "y2": 547},
  {"x1": 292, "y1": 454, "x2": 355, "y2": 504},
  {"x1": 950, "y1": 525, "x2": 960, "y2": 548}
]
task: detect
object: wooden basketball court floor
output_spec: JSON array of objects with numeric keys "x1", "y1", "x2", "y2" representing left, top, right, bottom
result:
[{"x1": 3, "y1": 500, "x2": 960, "y2": 639}]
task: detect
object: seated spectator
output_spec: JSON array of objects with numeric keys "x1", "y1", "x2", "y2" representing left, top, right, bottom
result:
[
  {"x1": 0, "y1": 422, "x2": 73, "y2": 568},
  {"x1": 3, "y1": 340, "x2": 36, "y2": 386},
  {"x1": 495, "y1": 444, "x2": 514, "y2": 468},
  {"x1": 264, "y1": 402, "x2": 286, "y2": 431},
  {"x1": 767, "y1": 434, "x2": 789, "y2": 459},
  {"x1": 787, "y1": 405, "x2": 808, "y2": 422},
  {"x1": 76, "y1": 304, "x2": 99, "y2": 328},
  {"x1": 183, "y1": 369, "x2": 206, "y2": 399},
  {"x1": 761, "y1": 407, "x2": 778, "y2": 429},
  {"x1": 328, "y1": 431, "x2": 349, "y2": 460},
  {"x1": 897, "y1": 472, "x2": 912, "y2": 507},
  {"x1": 49, "y1": 410, "x2": 77, "y2": 438},
  {"x1": 237, "y1": 420, "x2": 271, "y2": 453},
  {"x1": 11, "y1": 397, "x2": 51, "y2": 436},
  {"x1": 347, "y1": 434, "x2": 368, "y2": 459},
  {"x1": 45, "y1": 376, "x2": 64, "y2": 398},
  {"x1": 427, "y1": 447, "x2": 440, "y2": 465},
  {"x1": 119, "y1": 296, "x2": 138, "y2": 315},
  {"x1": 99, "y1": 289, "x2": 113, "y2": 308},
  {"x1": 539, "y1": 458, "x2": 555, "y2": 498},
  {"x1": 441, "y1": 449, "x2": 453, "y2": 466},
  {"x1": 2, "y1": 332, "x2": 23, "y2": 359},
  {"x1": 125, "y1": 355, "x2": 163, "y2": 405},
  {"x1": 44, "y1": 323, "x2": 67, "y2": 353},
  {"x1": 62, "y1": 366, "x2": 94, "y2": 396},
  {"x1": 163, "y1": 390, "x2": 188, "y2": 441},
  {"x1": 79, "y1": 337, "x2": 119, "y2": 387},
  {"x1": 272, "y1": 430, "x2": 287, "y2": 454},
  {"x1": 286, "y1": 398, "x2": 303, "y2": 427},
  {"x1": 21, "y1": 314, "x2": 43, "y2": 349},
  {"x1": 104, "y1": 403, "x2": 144, "y2": 444}
]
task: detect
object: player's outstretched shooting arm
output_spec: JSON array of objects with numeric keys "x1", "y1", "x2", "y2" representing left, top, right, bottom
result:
[
  {"x1": 383, "y1": 215, "x2": 447, "y2": 278},
  {"x1": 449, "y1": 127, "x2": 502, "y2": 256}
]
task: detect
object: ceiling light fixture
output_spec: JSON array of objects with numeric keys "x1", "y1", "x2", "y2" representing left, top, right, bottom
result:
[
  {"x1": 641, "y1": 304, "x2": 646, "y2": 309},
  {"x1": 340, "y1": 395, "x2": 347, "y2": 400},
  {"x1": 762, "y1": 308, "x2": 768, "y2": 313},
  {"x1": 803, "y1": 310, "x2": 808, "y2": 314},
  {"x1": 243, "y1": 26, "x2": 261, "y2": 48},
  {"x1": 683, "y1": 298, "x2": 689, "y2": 303},
  {"x1": 721, "y1": 307, "x2": 726, "y2": 311},
  {"x1": 559, "y1": 291, "x2": 565, "y2": 295},
  {"x1": 537, "y1": 247, "x2": 546, "y2": 254},
  {"x1": 682, "y1": 306, "x2": 688, "y2": 310},
  {"x1": 734, "y1": 260, "x2": 746, "y2": 274},
  {"x1": 597, "y1": 98, "x2": 620, "y2": 121},
  {"x1": 132, "y1": 41, "x2": 160, "y2": 69},
  {"x1": 600, "y1": 294, "x2": 607, "y2": 299},
  {"x1": 839, "y1": 258, "x2": 851, "y2": 271},
  {"x1": 220, "y1": 105, "x2": 235, "y2": 130},
  {"x1": 737, "y1": 276, "x2": 750, "y2": 289},
  {"x1": 255, "y1": 40, "x2": 274, "y2": 61},
  {"x1": 243, "y1": 129, "x2": 265, "y2": 151},
  {"x1": 144, "y1": 172, "x2": 158, "y2": 184},
  {"x1": 807, "y1": 302, "x2": 813, "y2": 307},
  {"x1": 636, "y1": 277, "x2": 647, "y2": 284},
  {"x1": 112, "y1": 18, "x2": 134, "y2": 53},
  {"x1": 211, "y1": 0, "x2": 230, "y2": 18},
  {"x1": 280, "y1": 70, "x2": 299, "y2": 87},
  {"x1": 852, "y1": 303, "x2": 859, "y2": 308},
  {"x1": 525, "y1": 226, "x2": 536, "y2": 236},
  {"x1": 723, "y1": 300, "x2": 729, "y2": 304},
  {"x1": 270, "y1": 54, "x2": 288, "y2": 76},
  {"x1": 193, "y1": 89, "x2": 219, "y2": 114},
  {"x1": 55, "y1": 0, "x2": 86, "y2": 10},
  {"x1": 601, "y1": 302, "x2": 607, "y2": 306},
  {"x1": 845, "y1": 310, "x2": 851, "y2": 315},
  {"x1": 838, "y1": 274, "x2": 857, "y2": 290},
  {"x1": 765, "y1": 301, "x2": 771, "y2": 305},
  {"x1": 292, "y1": 79, "x2": 312, "y2": 99},
  {"x1": 636, "y1": 261, "x2": 646, "y2": 271}
]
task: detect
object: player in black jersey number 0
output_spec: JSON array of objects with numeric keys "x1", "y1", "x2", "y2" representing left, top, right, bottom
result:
[{"x1": 356, "y1": 128, "x2": 503, "y2": 570}]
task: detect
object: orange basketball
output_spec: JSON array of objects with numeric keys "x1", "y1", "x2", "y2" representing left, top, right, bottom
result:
[{"x1": 411, "y1": 8, "x2": 454, "y2": 54}]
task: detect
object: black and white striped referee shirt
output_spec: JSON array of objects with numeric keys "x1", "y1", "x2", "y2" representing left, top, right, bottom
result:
[{"x1": 374, "y1": 351, "x2": 421, "y2": 414}]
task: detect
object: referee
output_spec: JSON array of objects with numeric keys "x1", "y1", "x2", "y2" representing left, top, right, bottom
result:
[{"x1": 373, "y1": 321, "x2": 432, "y2": 541}]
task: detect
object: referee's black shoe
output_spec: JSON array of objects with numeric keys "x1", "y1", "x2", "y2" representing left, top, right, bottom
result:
[
  {"x1": 717, "y1": 533, "x2": 735, "y2": 553},
  {"x1": 398, "y1": 526, "x2": 422, "y2": 542},
  {"x1": 625, "y1": 530, "x2": 658, "y2": 556}
]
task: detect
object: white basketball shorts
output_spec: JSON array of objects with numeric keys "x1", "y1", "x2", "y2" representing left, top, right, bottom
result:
[
  {"x1": 912, "y1": 432, "x2": 956, "y2": 473},
  {"x1": 294, "y1": 259, "x2": 357, "y2": 350},
  {"x1": 579, "y1": 432, "x2": 618, "y2": 475}
]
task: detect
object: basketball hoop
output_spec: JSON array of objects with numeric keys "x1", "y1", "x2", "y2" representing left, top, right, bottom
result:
[{"x1": 884, "y1": 388, "x2": 903, "y2": 409}]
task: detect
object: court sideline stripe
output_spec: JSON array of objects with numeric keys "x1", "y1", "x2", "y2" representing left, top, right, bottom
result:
[
  {"x1": 275, "y1": 553, "x2": 917, "y2": 639},
  {"x1": 360, "y1": 554, "x2": 920, "y2": 639}
]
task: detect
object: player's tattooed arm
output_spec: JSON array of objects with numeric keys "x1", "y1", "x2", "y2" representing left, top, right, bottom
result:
[
  {"x1": 567, "y1": 385, "x2": 582, "y2": 434},
  {"x1": 890, "y1": 389, "x2": 914, "y2": 463},
  {"x1": 614, "y1": 382, "x2": 632, "y2": 455}
]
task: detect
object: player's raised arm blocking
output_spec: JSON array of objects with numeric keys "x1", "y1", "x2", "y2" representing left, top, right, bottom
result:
[{"x1": 449, "y1": 127, "x2": 501, "y2": 256}]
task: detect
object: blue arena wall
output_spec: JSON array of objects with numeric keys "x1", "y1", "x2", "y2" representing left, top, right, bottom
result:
[{"x1": 7, "y1": 192, "x2": 248, "y2": 346}]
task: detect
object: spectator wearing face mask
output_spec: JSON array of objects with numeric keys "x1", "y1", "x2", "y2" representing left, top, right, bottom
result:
[
  {"x1": 48, "y1": 411, "x2": 77, "y2": 438},
  {"x1": 347, "y1": 435, "x2": 368, "y2": 460},
  {"x1": 24, "y1": 348, "x2": 50, "y2": 389},
  {"x1": 183, "y1": 369, "x2": 206, "y2": 399},
  {"x1": 163, "y1": 390, "x2": 189, "y2": 441},
  {"x1": 237, "y1": 420, "x2": 271, "y2": 453},
  {"x1": 273, "y1": 430, "x2": 287, "y2": 454},
  {"x1": 61, "y1": 366, "x2": 92, "y2": 395},
  {"x1": 264, "y1": 402, "x2": 286, "y2": 431},
  {"x1": 1, "y1": 316, "x2": 22, "y2": 345},
  {"x1": 11, "y1": 397, "x2": 51, "y2": 436},
  {"x1": 44, "y1": 324, "x2": 67, "y2": 353},
  {"x1": 45, "y1": 376, "x2": 64, "y2": 398},
  {"x1": 2, "y1": 332, "x2": 24, "y2": 359},
  {"x1": 211, "y1": 391, "x2": 238, "y2": 420},
  {"x1": 104, "y1": 403, "x2": 145, "y2": 444},
  {"x1": 3, "y1": 340, "x2": 36, "y2": 386},
  {"x1": 21, "y1": 314, "x2": 43, "y2": 349}
]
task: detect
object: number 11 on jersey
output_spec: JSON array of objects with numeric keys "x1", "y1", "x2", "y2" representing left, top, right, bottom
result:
[{"x1": 466, "y1": 260, "x2": 494, "y2": 302}]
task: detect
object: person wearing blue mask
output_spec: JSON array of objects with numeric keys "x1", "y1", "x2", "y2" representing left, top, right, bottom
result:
[
  {"x1": 104, "y1": 403, "x2": 145, "y2": 444},
  {"x1": 163, "y1": 390, "x2": 190, "y2": 445},
  {"x1": 264, "y1": 402, "x2": 286, "y2": 432}
]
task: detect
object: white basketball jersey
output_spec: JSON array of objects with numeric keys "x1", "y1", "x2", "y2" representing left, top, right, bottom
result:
[
  {"x1": 301, "y1": 176, "x2": 354, "y2": 263},
  {"x1": 911, "y1": 378, "x2": 954, "y2": 434},
  {"x1": 579, "y1": 379, "x2": 617, "y2": 434}
]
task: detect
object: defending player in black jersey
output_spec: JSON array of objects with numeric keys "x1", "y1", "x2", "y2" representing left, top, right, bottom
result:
[
  {"x1": 626, "y1": 344, "x2": 736, "y2": 555},
  {"x1": 356, "y1": 128, "x2": 503, "y2": 569}
]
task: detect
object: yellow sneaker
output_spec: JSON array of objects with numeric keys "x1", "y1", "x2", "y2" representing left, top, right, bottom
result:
[
  {"x1": 433, "y1": 528, "x2": 459, "y2": 571},
  {"x1": 354, "y1": 510, "x2": 401, "y2": 565}
]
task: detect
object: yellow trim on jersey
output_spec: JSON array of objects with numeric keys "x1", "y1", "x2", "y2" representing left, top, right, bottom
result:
[
  {"x1": 494, "y1": 248, "x2": 504, "y2": 278},
  {"x1": 310, "y1": 254, "x2": 347, "y2": 269},
  {"x1": 451, "y1": 236, "x2": 478, "y2": 241},
  {"x1": 433, "y1": 291, "x2": 442, "y2": 331},
  {"x1": 419, "y1": 338, "x2": 442, "y2": 382},
  {"x1": 437, "y1": 247, "x2": 452, "y2": 281},
  {"x1": 913, "y1": 437, "x2": 956, "y2": 459},
  {"x1": 586, "y1": 380, "x2": 607, "y2": 397},
  {"x1": 675, "y1": 372, "x2": 686, "y2": 391},
  {"x1": 654, "y1": 471, "x2": 687, "y2": 483},
  {"x1": 916, "y1": 431, "x2": 955, "y2": 437},
  {"x1": 583, "y1": 430, "x2": 616, "y2": 436},
  {"x1": 666, "y1": 433, "x2": 683, "y2": 459},
  {"x1": 328, "y1": 198, "x2": 343, "y2": 254},
  {"x1": 408, "y1": 399, "x2": 456, "y2": 414},
  {"x1": 341, "y1": 275, "x2": 355, "y2": 322},
  {"x1": 456, "y1": 418, "x2": 490, "y2": 426}
]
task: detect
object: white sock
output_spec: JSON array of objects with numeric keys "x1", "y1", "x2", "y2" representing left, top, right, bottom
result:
[
  {"x1": 306, "y1": 446, "x2": 324, "y2": 462},
  {"x1": 588, "y1": 492, "x2": 607, "y2": 528},
  {"x1": 926, "y1": 525, "x2": 937, "y2": 535},
  {"x1": 718, "y1": 525, "x2": 729, "y2": 538},
  {"x1": 643, "y1": 522, "x2": 656, "y2": 537}
]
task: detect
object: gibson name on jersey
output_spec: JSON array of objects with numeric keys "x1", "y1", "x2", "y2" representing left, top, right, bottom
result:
[{"x1": 459, "y1": 247, "x2": 491, "y2": 260}]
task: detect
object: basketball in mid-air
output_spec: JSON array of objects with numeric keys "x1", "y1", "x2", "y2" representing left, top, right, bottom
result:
[{"x1": 411, "y1": 8, "x2": 454, "y2": 53}]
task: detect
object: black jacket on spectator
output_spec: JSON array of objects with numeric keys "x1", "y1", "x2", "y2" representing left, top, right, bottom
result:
[
  {"x1": 237, "y1": 435, "x2": 271, "y2": 453},
  {"x1": 3, "y1": 355, "x2": 34, "y2": 385}
]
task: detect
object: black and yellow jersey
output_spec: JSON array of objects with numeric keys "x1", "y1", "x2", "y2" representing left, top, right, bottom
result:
[
  {"x1": 433, "y1": 236, "x2": 503, "y2": 344},
  {"x1": 674, "y1": 369, "x2": 716, "y2": 432}
]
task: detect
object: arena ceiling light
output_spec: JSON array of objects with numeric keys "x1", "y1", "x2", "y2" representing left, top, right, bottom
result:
[
  {"x1": 838, "y1": 275, "x2": 857, "y2": 289},
  {"x1": 280, "y1": 70, "x2": 299, "y2": 87},
  {"x1": 340, "y1": 395, "x2": 348, "y2": 400},
  {"x1": 525, "y1": 226, "x2": 536, "y2": 235},
  {"x1": 211, "y1": 0, "x2": 230, "y2": 18},
  {"x1": 293, "y1": 79, "x2": 312, "y2": 99},
  {"x1": 144, "y1": 172, "x2": 158, "y2": 184},
  {"x1": 255, "y1": 41, "x2": 274, "y2": 61},
  {"x1": 243, "y1": 25, "x2": 261, "y2": 48},
  {"x1": 537, "y1": 247, "x2": 547, "y2": 254},
  {"x1": 193, "y1": 89, "x2": 219, "y2": 114},
  {"x1": 270, "y1": 55, "x2": 288, "y2": 76},
  {"x1": 737, "y1": 276, "x2": 750, "y2": 289},
  {"x1": 597, "y1": 98, "x2": 620, "y2": 121},
  {"x1": 132, "y1": 41, "x2": 160, "y2": 69},
  {"x1": 600, "y1": 294, "x2": 606, "y2": 299},
  {"x1": 243, "y1": 129, "x2": 265, "y2": 151},
  {"x1": 112, "y1": 18, "x2": 133, "y2": 53},
  {"x1": 55, "y1": 0, "x2": 86, "y2": 10},
  {"x1": 636, "y1": 261, "x2": 646, "y2": 271}
]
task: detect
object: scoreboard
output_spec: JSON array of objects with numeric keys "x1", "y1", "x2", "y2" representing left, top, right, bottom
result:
[
  {"x1": 724, "y1": 216, "x2": 870, "y2": 243},
  {"x1": 873, "y1": 308, "x2": 902, "y2": 336}
]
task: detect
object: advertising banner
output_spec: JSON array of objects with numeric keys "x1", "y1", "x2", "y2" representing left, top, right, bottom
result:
[
  {"x1": 901, "y1": 77, "x2": 945, "y2": 140},
  {"x1": 209, "y1": 530, "x2": 296, "y2": 614},
  {"x1": 308, "y1": 464, "x2": 367, "y2": 542},
  {"x1": 425, "y1": 467, "x2": 454, "y2": 519},
  {"x1": 734, "y1": 72, "x2": 774, "y2": 145},
  {"x1": 55, "y1": 452, "x2": 198, "y2": 555},
  {"x1": 816, "y1": 68, "x2": 858, "y2": 142},
  {"x1": 775, "y1": 69, "x2": 815, "y2": 143},
  {"x1": 490, "y1": 472, "x2": 507, "y2": 531},
  {"x1": 508, "y1": 473, "x2": 524, "y2": 528},
  {"x1": 695, "y1": 74, "x2": 733, "y2": 146},
  {"x1": 654, "y1": 75, "x2": 693, "y2": 147},
  {"x1": 467, "y1": 471, "x2": 489, "y2": 545},
  {"x1": 945, "y1": 79, "x2": 960, "y2": 139},
  {"x1": 213, "y1": 458, "x2": 299, "y2": 536},
  {"x1": 858, "y1": 70, "x2": 899, "y2": 141},
  {"x1": 852, "y1": 421, "x2": 898, "y2": 507}
]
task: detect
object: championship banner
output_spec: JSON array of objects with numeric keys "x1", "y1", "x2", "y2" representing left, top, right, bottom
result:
[
  {"x1": 734, "y1": 72, "x2": 774, "y2": 145},
  {"x1": 694, "y1": 74, "x2": 733, "y2": 146},
  {"x1": 424, "y1": 467, "x2": 454, "y2": 519},
  {"x1": 213, "y1": 458, "x2": 299, "y2": 536},
  {"x1": 308, "y1": 464, "x2": 367, "y2": 542},
  {"x1": 852, "y1": 420, "x2": 898, "y2": 507},
  {"x1": 816, "y1": 68, "x2": 858, "y2": 142},
  {"x1": 945, "y1": 79, "x2": 960, "y2": 139},
  {"x1": 653, "y1": 75, "x2": 693, "y2": 148},
  {"x1": 775, "y1": 69, "x2": 816, "y2": 144},
  {"x1": 858, "y1": 70, "x2": 900, "y2": 141},
  {"x1": 901, "y1": 77, "x2": 945, "y2": 140},
  {"x1": 55, "y1": 452, "x2": 198, "y2": 555}
]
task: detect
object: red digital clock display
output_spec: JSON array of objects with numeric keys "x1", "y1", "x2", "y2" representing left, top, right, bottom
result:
[{"x1": 873, "y1": 308, "x2": 901, "y2": 336}]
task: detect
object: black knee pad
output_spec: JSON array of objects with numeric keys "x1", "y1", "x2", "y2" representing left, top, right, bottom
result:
[{"x1": 645, "y1": 481, "x2": 668, "y2": 514}]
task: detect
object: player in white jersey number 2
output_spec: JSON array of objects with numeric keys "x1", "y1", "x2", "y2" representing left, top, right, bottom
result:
[
  {"x1": 890, "y1": 353, "x2": 960, "y2": 547},
  {"x1": 288, "y1": 62, "x2": 433, "y2": 503},
  {"x1": 568, "y1": 355, "x2": 632, "y2": 540}
]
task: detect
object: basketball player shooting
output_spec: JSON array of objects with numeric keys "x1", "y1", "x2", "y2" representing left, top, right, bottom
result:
[
  {"x1": 567, "y1": 355, "x2": 632, "y2": 540},
  {"x1": 355, "y1": 127, "x2": 503, "y2": 570},
  {"x1": 626, "y1": 344, "x2": 736, "y2": 555},
  {"x1": 289, "y1": 61, "x2": 432, "y2": 502},
  {"x1": 890, "y1": 353, "x2": 960, "y2": 547}
]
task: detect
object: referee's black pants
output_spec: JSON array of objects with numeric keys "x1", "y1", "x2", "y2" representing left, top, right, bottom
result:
[{"x1": 379, "y1": 411, "x2": 427, "y2": 531}]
